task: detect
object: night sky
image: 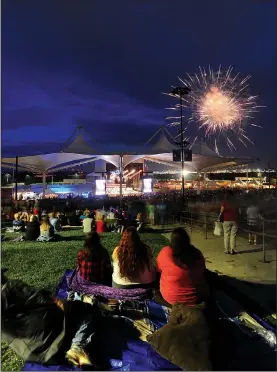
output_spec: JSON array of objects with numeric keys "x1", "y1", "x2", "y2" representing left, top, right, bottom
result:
[{"x1": 2, "y1": 0, "x2": 276, "y2": 165}]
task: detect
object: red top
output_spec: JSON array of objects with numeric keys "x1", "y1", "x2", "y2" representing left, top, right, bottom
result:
[
  {"x1": 96, "y1": 220, "x2": 106, "y2": 233},
  {"x1": 222, "y1": 201, "x2": 238, "y2": 222},
  {"x1": 156, "y1": 246, "x2": 208, "y2": 306},
  {"x1": 33, "y1": 208, "x2": 39, "y2": 216}
]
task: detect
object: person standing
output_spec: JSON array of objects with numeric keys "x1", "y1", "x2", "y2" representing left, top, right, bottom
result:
[
  {"x1": 220, "y1": 190, "x2": 240, "y2": 255},
  {"x1": 246, "y1": 203, "x2": 261, "y2": 245}
]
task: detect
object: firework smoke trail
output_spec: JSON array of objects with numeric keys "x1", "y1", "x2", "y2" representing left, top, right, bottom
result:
[{"x1": 164, "y1": 66, "x2": 263, "y2": 154}]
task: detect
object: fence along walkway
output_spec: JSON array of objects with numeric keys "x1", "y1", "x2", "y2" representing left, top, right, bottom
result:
[
  {"x1": 153, "y1": 209, "x2": 276, "y2": 264},
  {"x1": 181, "y1": 210, "x2": 276, "y2": 263}
]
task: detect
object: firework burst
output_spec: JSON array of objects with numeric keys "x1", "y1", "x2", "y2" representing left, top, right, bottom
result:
[{"x1": 164, "y1": 66, "x2": 263, "y2": 154}]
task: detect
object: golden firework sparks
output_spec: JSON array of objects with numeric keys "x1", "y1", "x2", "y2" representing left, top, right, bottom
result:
[{"x1": 164, "y1": 66, "x2": 264, "y2": 154}]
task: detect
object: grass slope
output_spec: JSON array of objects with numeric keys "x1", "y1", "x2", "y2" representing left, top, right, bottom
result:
[{"x1": 1, "y1": 228, "x2": 168, "y2": 371}]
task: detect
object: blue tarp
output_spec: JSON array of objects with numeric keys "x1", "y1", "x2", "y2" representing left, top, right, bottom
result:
[{"x1": 23, "y1": 270, "x2": 180, "y2": 371}]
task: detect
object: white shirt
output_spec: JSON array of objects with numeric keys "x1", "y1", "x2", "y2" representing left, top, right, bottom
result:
[
  {"x1": 246, "y1": 205, "x2": 260, "y2": 226},
  {"x1": 107, "y1": 212, "x2": 115, "y2": 219},
  {"x1": 83, "y1": 218, "x2": 94, "y2": 233},
  {"x1": 112, "y1": 246, "x2": 156, "y2": 285}
]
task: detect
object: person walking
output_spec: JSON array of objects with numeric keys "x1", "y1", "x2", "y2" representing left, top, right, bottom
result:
[
  {"x1": 220, "y1": 190, "x2": 240, "y2": 255},
  {"x1": 246, "y1": 202, "x2": 261, "y2": 245}
]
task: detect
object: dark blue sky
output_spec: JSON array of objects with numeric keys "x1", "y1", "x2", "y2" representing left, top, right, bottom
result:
[{"x1": 2, "y1": 0, "x2": 276, "y2": 164}]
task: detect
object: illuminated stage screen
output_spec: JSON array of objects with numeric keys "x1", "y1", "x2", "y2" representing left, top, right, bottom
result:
[
  {"x1": 143, "y1": 178, "x2": 153, "y2": 193},
  {"x1": 95, "y1": 179, "x2": 106, "y2": 195}
]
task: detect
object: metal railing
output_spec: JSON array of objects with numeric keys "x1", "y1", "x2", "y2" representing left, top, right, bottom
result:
[
  {"x1": 151, "y1": 209, "x2": 276, "y2": 263},
  {"x1": 177, "y1": 210, "x2": 276, "y2": 263}
]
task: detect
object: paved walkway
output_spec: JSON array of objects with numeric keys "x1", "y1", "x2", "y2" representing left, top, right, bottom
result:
[{"x1": 159, "y1": 227, "x2": 276, "y2": 316}]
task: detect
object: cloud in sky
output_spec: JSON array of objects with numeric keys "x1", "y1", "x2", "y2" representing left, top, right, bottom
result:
[{"x1": 1, "y1": 0, "x2": 276, "y2": 163}]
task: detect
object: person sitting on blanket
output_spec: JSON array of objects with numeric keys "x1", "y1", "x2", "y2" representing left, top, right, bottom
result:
[
  {"x1": 21, "y1": 209, "x2": 31, "y2": 223},
  {"x1": 112, "y1": 226, "x2": 156, "y2": 289},
  {"x1": 37, "y1": 216, "x2": 54, "y2": 242},
  {"x1": 114, "y1": 210, "x2": 125, "y2": 233},
  {"x1": 136, "y1": 212, "x2": 145, "y2": 232},
  {"x1": 1, "y1": 268, "x2": 99, "y2": 369},
  {"x1": 83, "y1": 208, "x2": 90, "y2": 217},
  {"x1": 13, "y1": 211, "x2": 25, "y2": 232},
  {"x1": 77, "y1": 232, "x2": 112, "y2": 285},
  {"x1": 49, "y1": 211, "x2": 61, "y2": 233},
  {"x1": 33, "y1": 201, "x2": 40, "y2": 217},
  {"x1": 83, "y1": 213, "x2": 96, "y2": 234},
  {"x1": 96, "y1": 214, "x2": 106, "y2": 233},
  {"x1": 25, "y1": 215, "x2": 40, "y2": 241},
  {"x1": 155, "y1": 227, "x2": 209, "y2": 307}
]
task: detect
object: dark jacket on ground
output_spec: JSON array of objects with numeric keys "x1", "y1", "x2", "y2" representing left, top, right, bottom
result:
[
  {"x1": 1, "y1": 280, "x2": 101, "y2": 365},
  {"x1": 25, "y1": 221, "x2": 40, "y2": 241},
  {"x1": 147, "y1": 302, "x2": 212, "y2": 371}
]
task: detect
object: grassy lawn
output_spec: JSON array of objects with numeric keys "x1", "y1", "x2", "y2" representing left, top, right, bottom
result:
[{"x1": 1, "y1": 228, "x2": 169, "y2": 371}]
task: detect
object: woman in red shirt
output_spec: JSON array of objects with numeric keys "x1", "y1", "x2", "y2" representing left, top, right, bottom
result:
[{"x1": 155, "y1": 228, "x2": 209, "y2": 307}]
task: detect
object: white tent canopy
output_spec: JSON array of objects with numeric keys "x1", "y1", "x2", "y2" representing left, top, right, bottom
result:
[
  {"x1": 2, "y1": 126, "x2": 257, "y2": 175},
  {"x1": 2, "y1": 153, "x2": 98, "y2": 173},
  {"x1": 62, "y1": 133, "x2": 101, "y2": 155}
]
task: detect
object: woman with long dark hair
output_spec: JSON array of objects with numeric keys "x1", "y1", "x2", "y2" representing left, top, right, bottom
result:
[
  {"x1": 155, "y1": 228, "x2": 209, "y2": 306},
  {"x1": 77, "y1": 232, "x2": 112, "y2": 285},
  {"x1": 112, "y1": 226, "x2": 156, "y2": 288}
]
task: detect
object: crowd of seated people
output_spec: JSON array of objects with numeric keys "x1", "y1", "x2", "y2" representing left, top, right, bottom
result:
[
  {"x1": 11, "y1": 208, "x2": 61, "y2": 242},
  {"x1": 10, "y1": 204, "x2": 146, "y2": 243},
  {"x1": 76, "y1": 226, "x2": 209, "y2": 306},
  {"x1": 79, "y1": 207, "x2": 146, "y2": 234},
  {"x1": 70, "y1": 226, "x2": 210, "y2": 366}
]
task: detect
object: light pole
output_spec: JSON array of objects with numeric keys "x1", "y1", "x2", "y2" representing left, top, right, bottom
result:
[
  {"x1": 171, "y1": 87, "x2": 191, "y2": 202},
  {"x1": 266, "y1": 162, "x2": 272, "y2": 190}
]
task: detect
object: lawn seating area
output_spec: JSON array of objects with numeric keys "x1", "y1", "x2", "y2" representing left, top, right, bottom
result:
[{"x1": 1, "y1": 228, "x2": 169, "y2": 371}]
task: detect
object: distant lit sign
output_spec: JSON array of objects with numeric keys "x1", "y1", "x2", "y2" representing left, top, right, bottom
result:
[
  {"x1": 173, "y1": 149, "x2": 181, "y2": 162},
  {"x1": 184, "y1": 149, "x2": 192, "y2": 161},
  {"x1": 143, "y1": 178, "x2": 153, "y2": 193},
  {"x1": 95, "y1": 179, "x2": 106, "y2": 195}
]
